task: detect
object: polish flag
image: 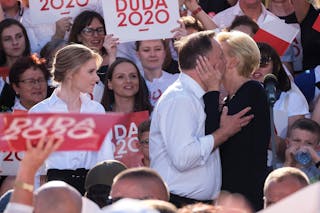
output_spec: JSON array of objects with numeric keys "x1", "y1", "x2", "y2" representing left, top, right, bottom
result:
[
  {"x1": 312, "y1": 14, "x2": 320, "y2": 32},
  {"x1": 253, "y1": 19, "x2": 299, "y2": 56}
]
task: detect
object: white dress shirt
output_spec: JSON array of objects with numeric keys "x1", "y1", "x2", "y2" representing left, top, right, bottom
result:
[
  {"x1": 150, "y1": 73, "x2": 221, "y2": 200},
  {"x1": 29, "y1": 89, "x2": 114, "y2": 171},
  {"x1": 212, "y1": 1, "x2": 277, "y2": 29}
]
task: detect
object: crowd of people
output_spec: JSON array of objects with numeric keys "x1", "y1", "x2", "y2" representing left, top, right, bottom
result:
[{"x1": 0, "y1": 0, "x2": 320, "y2": 212}]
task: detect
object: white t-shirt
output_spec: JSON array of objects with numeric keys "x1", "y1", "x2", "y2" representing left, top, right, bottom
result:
[{"x1": 145, "y1": 71, "x2": 179, "y2": 106}]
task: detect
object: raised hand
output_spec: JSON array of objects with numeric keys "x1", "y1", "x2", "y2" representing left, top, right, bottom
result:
[
  {"x1": 54, "y1": 17, "x2": 72, "y2": 39},
  {"x1": 103, "y1": 34, "x2": 119, "y2": 65},
  {"x1": 171, "y1": 19, "x2": 187, "y2": 40}
]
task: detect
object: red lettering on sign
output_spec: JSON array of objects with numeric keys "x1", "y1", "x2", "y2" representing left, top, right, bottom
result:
[
  {"x1": 39, "y1": 0, "x2": 88, "y2": 11},
  {"x1": 118, "y1": 13, "x2": 128, "y2": 27},
  {"x1": 143, "y1": 0, "x2": 153, "y2": 9},
  {"x1": 155, "y1": 0, "x2": 168, "y2": 9},
  {"x1": 76, "y1": 0, "x2": 88, "y2": 7},
  {"x1": 66, "y1": 0, "x2": 75, "y2": 8},
  {"x1": 115, "y1": 0, "x2": 170, "y2": 27},
  {"x1": 128, "y1": 11, "x2": 143, "y2": 26},
  {"x1": 116, "y1": 0, "x2": 127, "y2": 12},
  {"x1": 155, "y1": 9, "x2": 169, "y2": 24},
  {"x1": 145, "y1": 10, "x2": 154, "y2": 25},
  {"x1": 40, "y1": 0, "x2": 50, "y2": 11},
  {"x1": 130, "y1": 0, "x2": 139, "y2": 11},
  {"x1": 51, "y1": 0, "x2": 64, "y2": 10},
  {"x1": 3, "y1": 152, "x2": 22, "y2": 162}
]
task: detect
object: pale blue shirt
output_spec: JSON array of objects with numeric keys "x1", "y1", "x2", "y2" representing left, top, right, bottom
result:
[
  {"x1": 29, "y1": 89, "x2": 114, "y2": 171},
  {"x1": 150, "y1": 73, "x2": 221, "y2": 200}
]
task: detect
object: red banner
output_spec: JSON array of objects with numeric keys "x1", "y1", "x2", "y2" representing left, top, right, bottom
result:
[
  {"x1": 312, "y1": 14, "x2": 320, "y2": 32},
  {"x1": 0, "y1": 112, "x2": 122, "y2": 151},
  {"x1": 111, "y1": 111, "x2": 149, "y2": 168},
  {"x1": 0, "y1": 67, "x2": 9, "y2": 81},
  {"x1": 0, "y1": 111, "x2": 149, "y2": 175}
]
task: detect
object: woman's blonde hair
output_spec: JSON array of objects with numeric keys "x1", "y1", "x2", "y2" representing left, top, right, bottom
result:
[
  {"x1": 216, "y1": 31, "x2": 260, "y2": 78},
  {"x1": 52, "y1": 43, "x2": 102, "y2": 82}
]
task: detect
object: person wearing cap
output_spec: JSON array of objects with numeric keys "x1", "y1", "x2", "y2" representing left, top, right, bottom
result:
[{"x1": 84, "y1": 160, "x2": 127, "y2": 208}]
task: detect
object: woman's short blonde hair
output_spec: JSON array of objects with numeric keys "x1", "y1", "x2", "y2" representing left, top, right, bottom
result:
[
  {"x1": 52, "y1": 43, "x2": 102, "y2": 82},
  {"x1": 216, "y1": 31, "x2": 260, "y2": 77}
]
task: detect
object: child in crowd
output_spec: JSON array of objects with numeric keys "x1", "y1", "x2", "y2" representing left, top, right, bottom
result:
[{"x1": 284, "y1": 118, "x2": 320, "y2": 183}]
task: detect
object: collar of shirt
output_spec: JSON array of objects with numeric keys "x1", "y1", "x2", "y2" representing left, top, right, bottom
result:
[
  {"x1": 48, "y1": 89, "x2": 92, "y2": 110},
  {"x1": 232, "y1": 1, "x2": 275, "y2": 24},
  {"x1": 179, "y1": 73, "x2": 206, "y2": 100}
]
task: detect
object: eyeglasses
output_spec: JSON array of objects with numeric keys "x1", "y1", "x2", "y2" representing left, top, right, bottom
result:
[
  {"x1": 260, "y1": 56, "x2": 272, "y2": 67},
  {"x1": 18, "y1": 78, "x2": 47, "y2": 86},
  {"x1": 82, "y1": 27, "x2": 105, "y2": 36},
  {"x1": 140, "y1": 139, "x2": 149, "y2": 145}
]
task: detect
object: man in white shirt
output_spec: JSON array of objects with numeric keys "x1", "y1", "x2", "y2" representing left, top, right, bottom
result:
[
  {"x1": 149, "y1": 30, "x2": 253, "y2": 207},
  {"x1": 212, "y1": 0, "x2": 277, "y2": 29}
]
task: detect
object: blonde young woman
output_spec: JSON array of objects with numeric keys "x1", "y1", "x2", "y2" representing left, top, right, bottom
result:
[{"x1": 30, "y1": 44, "x2": 114, "y2": 195}]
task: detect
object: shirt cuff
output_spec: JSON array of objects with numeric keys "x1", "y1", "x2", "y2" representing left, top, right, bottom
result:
[{"x1": 4, "y1": 203, "x2": 34, "y2": 213}]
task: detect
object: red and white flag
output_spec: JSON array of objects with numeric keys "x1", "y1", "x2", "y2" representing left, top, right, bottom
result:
[
  {"x1": 312, "y1": 14, "x2": 320, "y2": 32},
  {"x1": 253, "y1": 19, "x2": 299, "y2": 56}
]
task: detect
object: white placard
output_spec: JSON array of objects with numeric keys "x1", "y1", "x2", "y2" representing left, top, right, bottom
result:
[
  {"x1": 0, "y1": 151, "x2": 45, "y2": 175},
  {"x1": 29, "y1": 0, "x2": 94, "y2": 24},
  {"x1": 102, "y1": 0, "x2": 180, "y2": 43}
]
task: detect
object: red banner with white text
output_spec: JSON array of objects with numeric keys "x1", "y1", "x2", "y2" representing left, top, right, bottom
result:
[{"x1": 110, "y1": 111, "x2": 149, "y2": 168}]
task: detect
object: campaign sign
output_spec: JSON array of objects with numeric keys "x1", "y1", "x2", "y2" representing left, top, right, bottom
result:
[
  {"x1": 0, "y1": 67, "x2": 9, "y2": 81},
  {"x1": 111, "y1": 111, "x2": 149, "y2": 168},
  {"x1": 102, "y1": 0, "x2": 180, "y2": 42},
  {"x1": 29, "y1": 0, "x2": 92, "y2": 24},
  {"x1": 0, "y1": 113, "x2": 119, "y2": 151}
]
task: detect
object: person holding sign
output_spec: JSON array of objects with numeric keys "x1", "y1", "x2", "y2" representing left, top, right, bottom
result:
[
  {"x1": 68, "y1": 10, "x2": 119, "y2": 102},
  {"x1": 29, "y1": 44, "x2": 114, "y2": 195}
]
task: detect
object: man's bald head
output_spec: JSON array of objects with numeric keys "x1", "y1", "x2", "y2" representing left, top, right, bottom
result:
[
  {"x1": 34, "y1": 181, "x2": 82, "y2": 213},
  {"x1": 110, "y1": 167, "x2": 169, "y2": 202}
]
